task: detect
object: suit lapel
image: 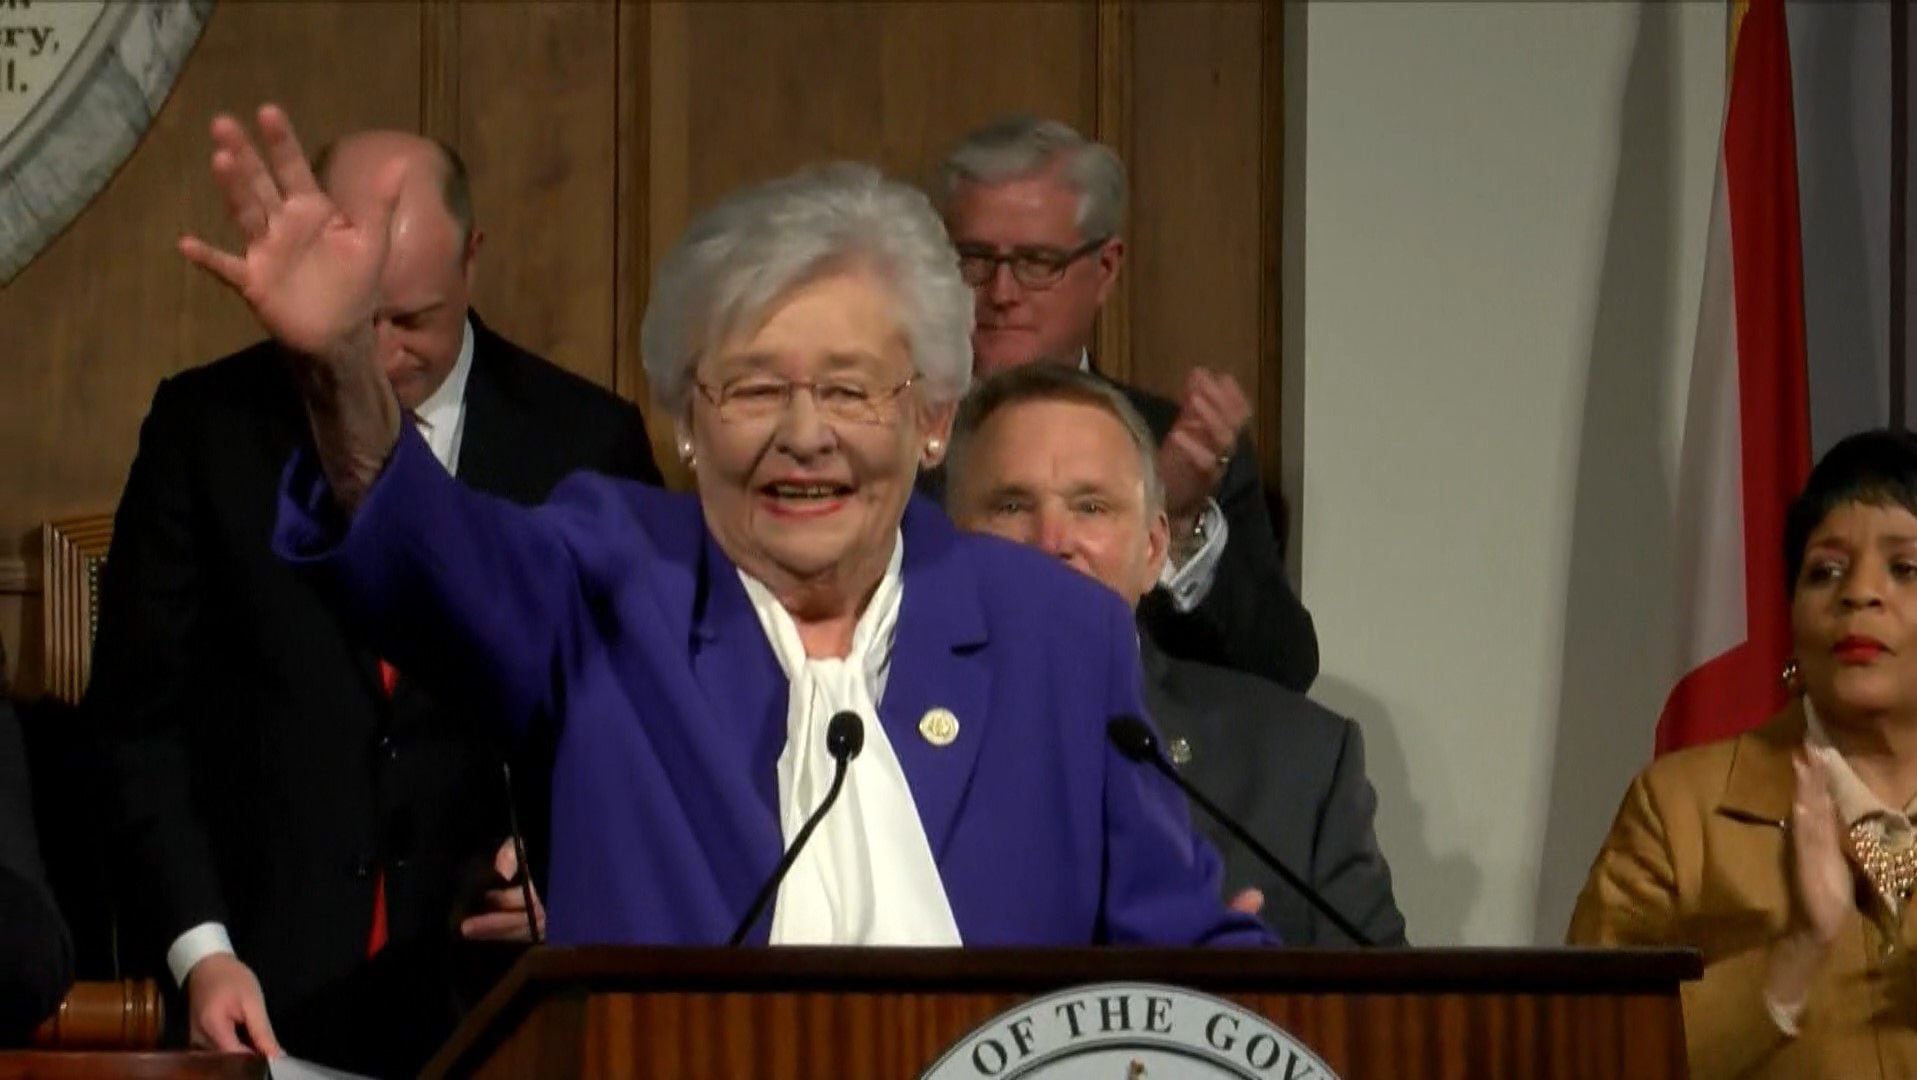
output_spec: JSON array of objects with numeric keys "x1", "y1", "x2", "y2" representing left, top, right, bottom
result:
[
  {"x1": 675, "y1": 526, "x2": 792, "y2": 935},
  {"x1": 452, "y1": 316, "x2": 544, "y2": 502},
  {"x1": 880, "y1": 498, "x2": 992, "y2": 860},
  {"x1": 1136, "y1": 637, "x2": 1184, "y2": 738},
  {"x1": 688, "y1": 529, "x2": 788, "y2": 822},
  {"x1": 1716, "y1": 704, "x2": 1804, "y2": 828},
  {"x1": 458, "y1": 318, "x2": 525, "y2": 502}
]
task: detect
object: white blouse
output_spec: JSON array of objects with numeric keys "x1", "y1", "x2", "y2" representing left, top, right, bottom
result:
[{"x1": 738, "y1": 533, "x2": 962, "y2": 946}]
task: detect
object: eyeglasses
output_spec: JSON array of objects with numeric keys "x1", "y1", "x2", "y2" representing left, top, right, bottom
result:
[
  {"x1": 692, "y1": 373, "x2": 920, "y2": 426},
  {"x1": 955, "y1": 236, "x2": 1109, "y2": 290}
]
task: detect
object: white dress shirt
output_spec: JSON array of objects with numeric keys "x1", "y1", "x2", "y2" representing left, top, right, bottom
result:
[{"x1": 411, "y1": 318, "x2": 475, "y2": 472}]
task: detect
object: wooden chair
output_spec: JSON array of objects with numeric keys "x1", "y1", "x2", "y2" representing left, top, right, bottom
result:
[
  {"x1": 40, "y1": 513, "x2": 115, "y2": 706},
  {"x1": 27, "y1": 512, "x2": 164, "y2": 1051}
]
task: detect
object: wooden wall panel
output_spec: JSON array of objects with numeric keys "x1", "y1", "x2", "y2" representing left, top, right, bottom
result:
[
  {"x1": 615, "y1": 2, "x2": 669, "y2": 470},
  {"x1": 0, "y1": 1, "x2": 423, "y2": 692},
  {"x1": 420, "y1": 0, "x2": 462, "y2": 145},
  {"x1": 666, "y1": 1, "x2": 1094, "y2": 217},
  {"x1": 1129, "y1": 1, "x2": 1265, "y2": 409},
  {"x1": 1093, "y1": 0, "x2": 1135, "y2": 386},
  {"x1": 1257, "y1": 0, "x2": 1285, "y2": 492},
  {"x1": 458, "y1": 2, "x2": 619, "y2": 387},
  {"x1": 874, "y1": 2, "x2": 1098, "y2": 169}
]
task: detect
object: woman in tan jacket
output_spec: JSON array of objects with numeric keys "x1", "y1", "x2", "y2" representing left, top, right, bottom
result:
[{"x1": 1572, "y1": 429, "x2": 1917, "y2": 1079}]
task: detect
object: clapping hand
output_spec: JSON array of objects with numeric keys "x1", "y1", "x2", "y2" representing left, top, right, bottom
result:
[
  {"x1": 1765, "y1": 747, "x2": 1854, "y2": 1017},
  {"x1": 1158, "y1": 368, "x2": 1251, "y2": 527},
  {"x1": 1787, "y1": 748, "x2": 1853, "y2": 946}
]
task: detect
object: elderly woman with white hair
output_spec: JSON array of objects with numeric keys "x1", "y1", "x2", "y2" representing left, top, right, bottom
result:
[{"x1": 177, "y1": 106, "x2": 1271, "y2": 949}]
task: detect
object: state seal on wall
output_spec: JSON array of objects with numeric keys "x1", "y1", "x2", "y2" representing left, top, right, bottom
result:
[{"x1": 0, "y1": 0, "x2": 210, "y2": 283}]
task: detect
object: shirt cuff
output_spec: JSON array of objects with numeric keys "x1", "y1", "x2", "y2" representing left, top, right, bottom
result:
[
  {"x1": 1158, "y1": 499, "x2": 1228, "y2": 612},
  {"x1": 167, "y1": 921, "x2": 235, "y2": 987}
]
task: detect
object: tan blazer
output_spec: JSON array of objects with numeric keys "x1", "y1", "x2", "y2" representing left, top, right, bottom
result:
[{"x1": 1569, "y1": 703, "x2": 1917, "y2": 1080}]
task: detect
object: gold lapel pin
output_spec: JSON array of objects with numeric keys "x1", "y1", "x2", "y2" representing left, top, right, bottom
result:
[{"x1": 919, "y1": 707, "x2": 960, "y2": 747}]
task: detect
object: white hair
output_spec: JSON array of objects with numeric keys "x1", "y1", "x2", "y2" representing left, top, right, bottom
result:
[
  {"x1": 934, "y1": 115, "x2": 1127, "y2": 241},
  {"x1": 641, "y1": 162, "x2": 975, "y2": 413}
]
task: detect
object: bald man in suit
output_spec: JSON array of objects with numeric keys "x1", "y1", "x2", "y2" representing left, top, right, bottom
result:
[{"x1": 89, "y1": 127, "x2": 658, "y2": 1074}]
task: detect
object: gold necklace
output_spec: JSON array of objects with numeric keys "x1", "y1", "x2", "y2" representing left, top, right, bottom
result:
[{"x1": 1850, "y1": 820, "x2": 1917, "y2": 913}]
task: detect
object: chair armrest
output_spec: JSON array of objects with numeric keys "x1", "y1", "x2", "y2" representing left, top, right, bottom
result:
[{"x1": 30, "y1": 978, "x2": 164, "y2": 1050}]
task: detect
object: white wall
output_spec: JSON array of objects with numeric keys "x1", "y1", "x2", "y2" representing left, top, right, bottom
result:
[{"x1": 1286, "y1": 1, "x2": 1728, "y2": 945}]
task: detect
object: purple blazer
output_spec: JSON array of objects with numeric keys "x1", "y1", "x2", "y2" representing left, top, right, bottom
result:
[{"x1": 275, "y1": 427, "x2": 1275, "y2": 948}]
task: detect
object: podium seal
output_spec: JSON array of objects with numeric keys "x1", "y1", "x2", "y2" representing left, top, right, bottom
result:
[{"x1": 921, "y1": 982, "x2": 1340, "y2": 1079}]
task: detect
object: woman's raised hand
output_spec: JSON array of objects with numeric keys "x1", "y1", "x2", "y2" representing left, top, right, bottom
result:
[
  {"x1": 1789, "y1": 747, "x2": 1854, "y2": 946},
  {"x1": 177, "y1": 105, "x2": 400, "y2": 360},
  {"x1": 1764, "y1": 746, "x2": 1855, "y2": 1024}
]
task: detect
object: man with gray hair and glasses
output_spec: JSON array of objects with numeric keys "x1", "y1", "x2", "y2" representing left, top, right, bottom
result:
[{"x1": 931, "y1": 115, "x2": 1318, "y2": 692}]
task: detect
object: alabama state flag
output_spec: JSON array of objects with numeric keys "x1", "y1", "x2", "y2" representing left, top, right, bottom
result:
[{"x1": 1656, "y1": 0, "x2": 1812, "y2": 755}]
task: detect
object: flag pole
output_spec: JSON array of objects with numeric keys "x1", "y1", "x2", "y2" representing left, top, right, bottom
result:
[{"x1": 1893, "y1": 0, "x2": 1909, "y2": 431}]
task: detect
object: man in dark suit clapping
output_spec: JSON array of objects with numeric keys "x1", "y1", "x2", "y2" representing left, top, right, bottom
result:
[
  {"x1": 944, "y1": 364, "x2": 1405, "y2": 947},
  {"x1": 87, "y1": 127, "x2": 659, "y2": 1075},
  {"x1": 932, "y1": 115, "x2": 1319, "y2": 693}
]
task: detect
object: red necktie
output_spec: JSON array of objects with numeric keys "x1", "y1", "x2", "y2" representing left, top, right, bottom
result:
[
  {"x1": 367, "y1": 659, "x2": 399, "y2": 957},
  {"x1": 368, "y1": 413, "x2": 430, "y2": 958}
]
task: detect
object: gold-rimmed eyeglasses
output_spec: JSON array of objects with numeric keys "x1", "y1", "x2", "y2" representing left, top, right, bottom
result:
[{"x1": 692, "y1": 373, "x2": 920, "y2": 426}]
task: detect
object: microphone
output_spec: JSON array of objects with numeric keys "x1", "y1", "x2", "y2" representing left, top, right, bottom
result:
[
  {"x1": 727, "y1": 710, "x2": 865, "y2": 946},
  {"x1": 1106, "y1": 716, "x2": 1375, "y2": 947},
  {"x1": 500, "y1": 760, "x2": 543, "y2": 945}
]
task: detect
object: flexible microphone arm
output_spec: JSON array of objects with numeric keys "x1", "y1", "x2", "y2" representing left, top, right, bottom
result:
[
  {"x1": 1106, "y1": 716, "x2": 1375, "y2": 947},
  {"x1": 728, "y1": 711, "x2": 866, "y2": 946},
  {"x1": 500, "y1": 760, "x2": 543, "y2": 945}
]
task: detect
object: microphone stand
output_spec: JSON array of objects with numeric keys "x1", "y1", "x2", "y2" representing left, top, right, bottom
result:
[
  {"x1": 1108, "y1": 717, "x2": 1374, "y2": 947},
  {"x1": 501, "y1": 760, "x2": 542, "y2": 945},
  {"x1": 728, "y1": 711, "x2": 865, "y2": 946}
]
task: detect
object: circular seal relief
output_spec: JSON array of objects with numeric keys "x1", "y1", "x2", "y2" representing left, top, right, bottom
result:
[
  {"x1": 0, "y1": 0, "x2": 211, "y2": 284},
  {"x1": 921, "y1": 982, "x2": 1341, "y2": 1080}
]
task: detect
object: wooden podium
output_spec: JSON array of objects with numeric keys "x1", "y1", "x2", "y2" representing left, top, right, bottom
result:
[{"x1": 425, "y1": 946, "x2": 1699, "y2": 1079}]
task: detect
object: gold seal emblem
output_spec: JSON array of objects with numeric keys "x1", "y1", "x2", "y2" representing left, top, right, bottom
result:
[{"x1": 919, "y1": 707, "x2": 960, "y2": 747}]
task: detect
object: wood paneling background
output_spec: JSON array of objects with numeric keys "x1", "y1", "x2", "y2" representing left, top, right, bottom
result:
[{"x1": 0, "y1": 0, "x2": 1282, "y2": 697}]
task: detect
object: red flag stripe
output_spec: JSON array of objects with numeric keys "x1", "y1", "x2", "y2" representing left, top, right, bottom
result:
[{"x1": 1654, "y1": 0, "x2": 1811, "y2": 753}]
